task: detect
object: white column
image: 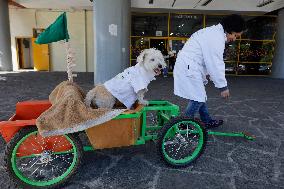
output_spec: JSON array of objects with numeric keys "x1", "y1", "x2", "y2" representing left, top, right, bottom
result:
[
  {"x1": 0, "y1": 0, "x2": 12, "y2": 71},
  {"x1": 272, "y1": 9, "x2": 284, "y2": 78},
  {"x1": 93, "y1": 0, "x2": 130, "y2": 84}
]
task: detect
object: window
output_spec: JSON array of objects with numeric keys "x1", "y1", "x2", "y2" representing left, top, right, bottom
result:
[
  {"x1": 239, "y1": 40, "x2": 275, "y2": 62},
  {"x1": 170, "y1": 14, "x2": 203, "y2": 37},
  {"x1": 224, "y1": 42, "x2": 238, "y2": 62},
  {"x1": 205, "y1": 15, "x2": 226, "y2": 27},
  {"x1": 242, "y1": 16, "x2": 277, "y2": 40},
  {"x1": 131, "y1": 13, "x2": 277, "y2": 75},
  {"x1": 131, "y1": 37, "x2": 150, "y2": 59},
  {"x1": 131, "y1": 13, "x2": 168, "y2": 37}
]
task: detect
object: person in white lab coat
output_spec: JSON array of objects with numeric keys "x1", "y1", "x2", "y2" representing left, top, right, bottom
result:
[{"x1": 174, "y1": 14, "x2": 246, "y2": 128}]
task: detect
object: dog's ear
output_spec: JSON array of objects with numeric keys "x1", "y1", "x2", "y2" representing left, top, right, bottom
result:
[{"x1": 136, "y1": 49, "x2": 148, "y2": 65}]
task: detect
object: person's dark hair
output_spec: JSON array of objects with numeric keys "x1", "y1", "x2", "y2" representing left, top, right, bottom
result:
[{"x1": 221, "y1": 14, "x2": 246, "y2": 33}]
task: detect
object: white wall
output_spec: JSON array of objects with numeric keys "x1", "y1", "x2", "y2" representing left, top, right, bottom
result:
[
  {"x1": 9, "y1": 9, "x2": 36, "y2": 70},
  {"x1": 9, "y1": 8, "x2": 94, "y2": 72}
]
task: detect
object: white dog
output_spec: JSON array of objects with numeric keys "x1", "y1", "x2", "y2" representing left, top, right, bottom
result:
[{"x1": 85, "y1": 48, "x2": 166, "y2": 109}]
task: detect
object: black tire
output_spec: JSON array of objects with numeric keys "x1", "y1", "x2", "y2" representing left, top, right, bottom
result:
[
  {"x1": 4, "y1": 126, "x2": 83, "y2": 189},
  {"x1": 157, "y1": 116, "x2": 207, "y2": 168}
]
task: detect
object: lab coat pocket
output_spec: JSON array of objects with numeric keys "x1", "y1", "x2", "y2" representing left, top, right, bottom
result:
[{"x1": 185, "y1": 63, "x2": 198, "y2": 78}]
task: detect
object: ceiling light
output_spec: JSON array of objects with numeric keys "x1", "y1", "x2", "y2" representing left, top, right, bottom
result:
[
  {"x1": 201, "y1": 0, "x2": 213, "y2": 6},
  {"x1": 172, "y1": 0, "x2": 177, "y2": 7},
  {"x1": 257, "y1": 0, "x2": 274, "y2": 7}
]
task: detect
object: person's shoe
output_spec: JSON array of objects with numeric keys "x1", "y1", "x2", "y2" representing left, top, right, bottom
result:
[
  {"x1": 193, "y1": 118, "x2": 205, "y2": 126},
  {"x1": 205, "y1": 119, "x2": 223, "y2": 129}
]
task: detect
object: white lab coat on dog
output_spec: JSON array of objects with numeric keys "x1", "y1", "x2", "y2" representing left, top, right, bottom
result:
[
  {"x1": 174, "y1": 24, "x2": 227, "y2": 102},
  {"x1": 104, "y1": 64, "x2": 156, "y2": 109}
]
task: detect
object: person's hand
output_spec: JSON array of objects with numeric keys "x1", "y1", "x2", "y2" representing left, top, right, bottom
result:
[{"x1": 221, "y1": 89, "x2": 230, "y2": 99}]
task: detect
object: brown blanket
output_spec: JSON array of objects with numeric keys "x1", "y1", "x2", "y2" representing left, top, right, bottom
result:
[{"x1": 36, "y1": 81, "x2": 125, "y2": 137}]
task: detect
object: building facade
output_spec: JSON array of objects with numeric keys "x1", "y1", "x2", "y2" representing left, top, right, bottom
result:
[
  {"x1": 3, "y1": 1, "x2": 283, "y2": 79},
  {"x1": 131, "y1": 12, "x2": 277, "y2": 76}
]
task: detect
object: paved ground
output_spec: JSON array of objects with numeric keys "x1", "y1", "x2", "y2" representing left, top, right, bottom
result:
[{"x1": 0, "y1": 71, "x2": 284, "y2": 189}]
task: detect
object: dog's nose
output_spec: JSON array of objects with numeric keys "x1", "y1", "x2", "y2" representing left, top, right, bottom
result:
[{"x1": 158, "y1": 64, "x2": 162, "y2": 69}]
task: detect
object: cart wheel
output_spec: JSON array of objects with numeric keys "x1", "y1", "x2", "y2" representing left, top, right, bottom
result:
[
  {"x1": 157, "y1": 116, "x2": 207, "y2": 167},
  {"x1": 4, "y1": 127, "x2": 83, "y2": 189}
]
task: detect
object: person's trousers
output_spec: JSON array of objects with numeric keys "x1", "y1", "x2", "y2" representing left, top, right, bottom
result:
[{"x1": 185, "y1": 100, "x2": 212, "y2": 123}]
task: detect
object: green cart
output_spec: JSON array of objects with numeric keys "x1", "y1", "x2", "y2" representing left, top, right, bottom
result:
[{"x1": 0, "y1": 100, "x2": 254, "y2": 188}]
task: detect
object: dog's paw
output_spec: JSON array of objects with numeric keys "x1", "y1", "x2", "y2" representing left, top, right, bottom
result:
[{"x1": 139, "y1": 100, "x2": 149, "y2": 106}]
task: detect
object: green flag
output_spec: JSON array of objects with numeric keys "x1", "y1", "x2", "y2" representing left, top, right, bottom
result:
[{"x1": 35, "y1": 12, "x2": 69, "y2": 44}]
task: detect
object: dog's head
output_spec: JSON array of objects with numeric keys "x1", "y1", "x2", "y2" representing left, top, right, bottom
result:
[{"x1": 136, "y1": 48, "x2": 167, "y2": 75}]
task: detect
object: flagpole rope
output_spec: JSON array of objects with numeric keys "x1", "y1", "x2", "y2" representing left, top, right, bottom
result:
[{"x1": 66, "y1": 41, "x2": 77, "y2": 82}]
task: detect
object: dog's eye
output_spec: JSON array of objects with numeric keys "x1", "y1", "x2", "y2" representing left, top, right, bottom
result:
[{"x1": 151, "y1": 58, "x2": 155, "y2": 61}]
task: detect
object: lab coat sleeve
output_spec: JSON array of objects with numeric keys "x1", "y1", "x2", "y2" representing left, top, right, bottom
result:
[{"x1": 200, "y1": 36, "x2": 227, "y2": 89}]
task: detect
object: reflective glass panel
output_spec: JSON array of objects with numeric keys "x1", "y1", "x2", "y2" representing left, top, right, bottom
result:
[
  {"x1": 242, "y1": 16, "x2": 277, "y2": 40},
  {"x1": 131, "y1": 60, "x2": 137, "y2": 66},
  {"x1": 237, "y1": 63, "x2": 272, "y2": 75},
  {"x1": 205, "y1": 15, "x2": 226, "y2": 27},
  {"x1": 224, "y1": 41, "x2": 239, "y2": 61},
  {"x1": 168, "y1": 40, "x2": 186, "y2": 72},
  {"x1": 225, "y1": 62, "x2": 237, "y2": 74},
  {"x1": 170, "y1": 14, "x2": 203, "y2": 37},
  {"x1": 131, "y1": 13, "x2": 168, "y2": 37},
  {"x1": 150, "y1": 39, "x2": 168, "y2": 54},
  {"x1": 169, "y1": 39, "x2": 187, "y2": 54},
  {"x1": 239, "y1": 40, "x2": 275, "y2": 62},
  {"x1": 131, "y1": 37, "x2": 150, "y2": 59}
]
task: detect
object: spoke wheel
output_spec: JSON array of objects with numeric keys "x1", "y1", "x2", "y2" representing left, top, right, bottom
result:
[
  {"x1": 157, "y1": 116, "x2": 207, "y2": 167},
  {"x1": 5, "y1": 127, "x2": 83, "y2": 189}
]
